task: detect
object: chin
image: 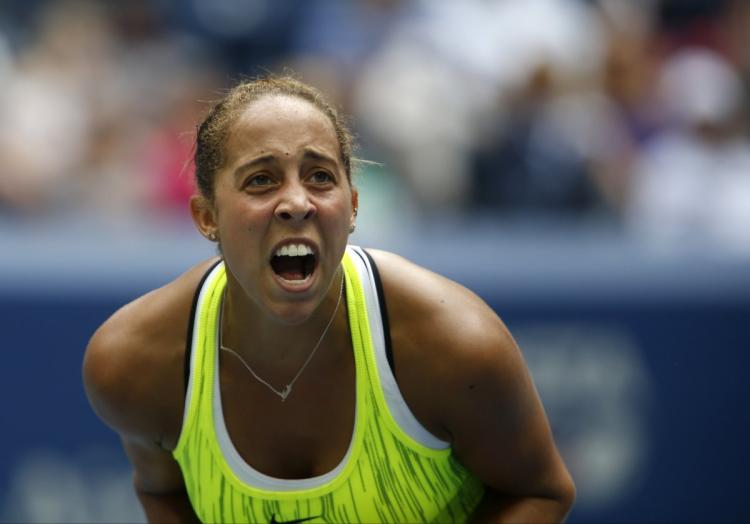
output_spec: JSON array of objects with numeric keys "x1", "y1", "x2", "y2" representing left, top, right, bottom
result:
[{"x1": 265, "y1": 296, "x2": 321, "y2": 326}]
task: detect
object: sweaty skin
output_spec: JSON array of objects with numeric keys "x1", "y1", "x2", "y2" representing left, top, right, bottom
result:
[{"x1": 83, "y1": 94, "x2": 574, "y2": 523}]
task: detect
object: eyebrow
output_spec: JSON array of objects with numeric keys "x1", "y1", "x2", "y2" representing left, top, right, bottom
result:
[
  {"x1": 234, "y1": 149, "x2": 339, "y2": 178},
  {"x1": 301, "y1": 148, "x2": 338, "y2": 165},
  {"x1": 233, "y1": 154, "x2": 276, "y2": 178}
]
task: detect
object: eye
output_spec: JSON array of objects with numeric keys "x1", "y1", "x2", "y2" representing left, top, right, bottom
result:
[
  {"x1": 309, "y1": 170, "x2": 334, "y2": 184},
  {"x1": 245, "y1": 173, "x2": 274, "y2": 188}
]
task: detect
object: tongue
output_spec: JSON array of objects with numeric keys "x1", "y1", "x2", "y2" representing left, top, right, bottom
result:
[{"x1": 272, "y1": 256, "x2": 306, "y2": 281}]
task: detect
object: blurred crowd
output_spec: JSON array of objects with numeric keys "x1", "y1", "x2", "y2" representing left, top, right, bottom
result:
[{"x1": 1, "y1": 0, "x2": 749, "y2": 251}]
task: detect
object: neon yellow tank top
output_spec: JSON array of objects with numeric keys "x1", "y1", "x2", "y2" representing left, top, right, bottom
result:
[{"x1": 173, "y1": 246, "x2": 484, "y2": 523}]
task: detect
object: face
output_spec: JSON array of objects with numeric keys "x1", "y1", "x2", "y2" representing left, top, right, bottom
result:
[{"x1": 192, "y1": 95, "x2": 357, "y2": 324}]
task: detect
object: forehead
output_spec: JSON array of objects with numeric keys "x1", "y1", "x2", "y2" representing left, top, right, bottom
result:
[{"x1": 225, "y1": 95, "x2": 340, "y2": 164}]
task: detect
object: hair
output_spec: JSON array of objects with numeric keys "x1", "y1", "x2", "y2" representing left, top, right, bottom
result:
[{"x1": 194, "y1": 75, "x2": 356, "y2": 201}]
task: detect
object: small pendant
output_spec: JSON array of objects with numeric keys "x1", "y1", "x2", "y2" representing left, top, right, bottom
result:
[{"x1": 280, "y1": 384, "x2": 292, "y2": 402}]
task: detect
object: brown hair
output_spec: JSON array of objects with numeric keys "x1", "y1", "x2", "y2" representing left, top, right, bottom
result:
[{"x1": 194, "y1": 75, "x2": 355, "y2": 201}]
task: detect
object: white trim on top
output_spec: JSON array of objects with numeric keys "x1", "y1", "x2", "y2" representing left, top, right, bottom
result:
[
  {"x1": 347, "y1": 246, "x2": 449, "y2": 450},
  {"x1": 211, "y1": 265, "x2": 358, "y2": 491},
  {"x1": 176, "y1": 261, "x2": 225, "y2": 447}
]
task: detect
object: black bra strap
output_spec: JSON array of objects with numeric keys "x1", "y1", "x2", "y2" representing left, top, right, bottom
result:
[
  {"x1": 184, "y1": 258, "x2": 224, "y2": 394},
  {"x1": 362, "y1": 249, "x2": 395, "y2": 376}
]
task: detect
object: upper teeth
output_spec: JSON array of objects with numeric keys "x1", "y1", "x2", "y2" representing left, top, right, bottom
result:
[{"x1": 275, "y1": 243, "x2": 314, "y2": 257}]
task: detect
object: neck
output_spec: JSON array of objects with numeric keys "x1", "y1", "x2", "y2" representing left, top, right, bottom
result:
[{"x1": 221, "y1": 268, "x2": 345, "y2": 364}]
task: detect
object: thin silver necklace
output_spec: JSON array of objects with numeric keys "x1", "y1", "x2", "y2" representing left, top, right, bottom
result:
[{"x1": 220, "y1": 271, "x2": 344, "y2": 402}]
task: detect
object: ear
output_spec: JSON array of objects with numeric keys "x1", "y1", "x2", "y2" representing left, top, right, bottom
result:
[
  {"x1": 350, "y1": 187, "x2": 359, "y2": 225},
  {"x1": 190, "y1": 194, "x2": 219, "y2": 241}
]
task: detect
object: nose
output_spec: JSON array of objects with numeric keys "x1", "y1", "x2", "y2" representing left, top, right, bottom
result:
[{"x1": 275, "y1": 180, "x2": 316, "y2": 223}]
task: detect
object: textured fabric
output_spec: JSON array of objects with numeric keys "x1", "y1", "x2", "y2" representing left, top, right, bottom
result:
[{"x1": 173, "y1": 247, "x2": 484, "y2": 523}]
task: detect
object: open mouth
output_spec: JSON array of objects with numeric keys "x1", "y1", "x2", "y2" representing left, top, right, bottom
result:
[{"x1": 270, "y1": 243, "x2": 317, "y2": 282}]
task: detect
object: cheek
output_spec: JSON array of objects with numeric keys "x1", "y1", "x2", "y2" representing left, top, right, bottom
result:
[
  {"x1": 324, "y1": 203, "x2": 355, "y2": 248},
  {"x1": 220, "y1": 197, "x2": 272, "y2": 229},
  {"x1": 216, "y1": 202, "x2": 272, "y2": 261},
  {"x1": 319, "y1": 199, "x2": 352, "y2": 230},
  {"x1": 322, "y1": 187, "x2": 353, "y2": 214}
]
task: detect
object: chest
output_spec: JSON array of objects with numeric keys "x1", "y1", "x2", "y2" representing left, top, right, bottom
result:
[{"x1": 217, "y1": 341, "x2": 357, "y2": 479}]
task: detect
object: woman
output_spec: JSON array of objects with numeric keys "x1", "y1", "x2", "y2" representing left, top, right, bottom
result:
[{"x1": 83, "y1": 76, "x2": 575, "y2": 523}]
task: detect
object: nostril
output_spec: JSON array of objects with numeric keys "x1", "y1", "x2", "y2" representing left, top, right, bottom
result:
[{"x1": 276, "y1": 202, "x2": 314, "y2": 221}]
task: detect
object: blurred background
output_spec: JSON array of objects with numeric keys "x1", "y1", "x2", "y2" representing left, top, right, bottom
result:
[{"x1": 1, "y1": 0, "x2": 749, "y2": 522}]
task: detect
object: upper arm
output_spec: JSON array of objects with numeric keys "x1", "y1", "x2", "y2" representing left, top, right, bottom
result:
[
  {"x1": 83, "y1": 258, "x2": 216, "y2": 444},
  {"x1": 83, "y1": 316, "x2": 154, "y2": 439},
  {"x1": 82, "y1": 294, "x2": 189, "y2": 494},
  {"x1": 122, "y1": 435, "x2": 187, "y2": 494},
  {"x1": 440, "y1": 319, "x2": 571, "y2": 501}
]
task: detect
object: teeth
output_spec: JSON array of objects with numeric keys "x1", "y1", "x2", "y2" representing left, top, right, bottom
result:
[{"x1": 275, "y1": 243, "x2": 314, "y2": 257}]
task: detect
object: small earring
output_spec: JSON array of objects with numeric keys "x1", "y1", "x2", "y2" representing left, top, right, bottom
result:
[{"x1": 207, "y1": 232, "x2": 218, "y2": 241}]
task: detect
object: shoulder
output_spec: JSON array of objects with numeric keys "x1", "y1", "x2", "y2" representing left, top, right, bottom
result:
[
  {"x1": 367, "y1": 251, "x2": 575, "y2": 509},
  {"x1": 365, "y1": 248, "x2": 514, "y2": 357},
  {"x1": 82, "y1": 258, "x2": 220, "y2": 446},
  {"x1": 365, "y1": 249, "x2": 520, "y2": 438}
]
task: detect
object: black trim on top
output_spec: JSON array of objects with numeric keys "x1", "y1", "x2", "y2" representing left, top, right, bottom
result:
[
  {"x1": 362, "y1": 249, "x2": 395, "y2": 376},
  {"x1": 184, "y1": 258, "x2": 224, "y2": 395}
]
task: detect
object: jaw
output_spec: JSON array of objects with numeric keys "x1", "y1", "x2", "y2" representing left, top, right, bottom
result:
[
  {"x1": 229, "y1": 236, "x2": 347, "y2": 326},
  {"x1": 263, "y1": 269, "x2": 327, "y2": 326},
  {"x1": 265, "y1": 256, "x2": 344, "y2": 326},
  {"x1": 263, "y1": 242, "x2": 324, "y2": 324}
]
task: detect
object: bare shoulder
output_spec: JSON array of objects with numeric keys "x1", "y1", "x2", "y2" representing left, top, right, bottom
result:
[
  {"x1": 365, "y1": 250, "x2": 575, "y2": 512},
  {"x1": 365, "y1": 248, "x2": 516, "y2": 360},
  {"x1": 365, "y1": 249, "x2": 521, "y2": 437},
  {"x1": 83, "y1": 258, "x2": 220, "y2": 446}
]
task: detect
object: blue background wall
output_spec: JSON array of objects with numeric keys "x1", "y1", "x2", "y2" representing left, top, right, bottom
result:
[{"x1": 2, "y1": 224, "x2": 748, "y2": 523}]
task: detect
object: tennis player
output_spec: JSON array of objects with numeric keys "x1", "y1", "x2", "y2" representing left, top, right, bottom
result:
[{"x1": 83, "y1": 76, "x2": 574, "y2": 523}]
